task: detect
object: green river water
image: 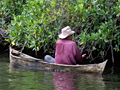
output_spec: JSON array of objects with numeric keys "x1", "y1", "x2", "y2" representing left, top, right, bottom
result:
[{"x1": 0, "y1": 53, "x2": 120, "y2": 90}]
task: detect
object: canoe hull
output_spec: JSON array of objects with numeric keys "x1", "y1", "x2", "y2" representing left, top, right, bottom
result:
[{"x1": 9, "y1": 47, "x2": 107, "y2": 74}]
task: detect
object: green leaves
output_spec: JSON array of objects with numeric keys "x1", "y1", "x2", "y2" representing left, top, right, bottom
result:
[
  {"x1": 1, "y1": 0, "x2": 120, "y2": 60},
  {"x1": 51, "y1": 1, "x2": 56, "y2": 6},
  {"x1": 4, "y1": 0, "x2": 60, "y2": 51}
]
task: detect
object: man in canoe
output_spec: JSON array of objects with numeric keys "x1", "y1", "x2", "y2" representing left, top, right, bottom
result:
[{"x1": 44, "y1": 26, "x2": 86, "y2": 65}]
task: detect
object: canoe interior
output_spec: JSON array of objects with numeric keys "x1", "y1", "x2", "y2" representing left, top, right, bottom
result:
[{"x1": 9, "y1": 47, "x2": 108, "y2": 74}]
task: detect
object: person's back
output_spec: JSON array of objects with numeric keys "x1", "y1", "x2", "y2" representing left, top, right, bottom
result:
[
  {"x1": 55, "y1": 39, "x2": 83, "y2": 65},
  {"x1": 44, "y1": 26, "x2": 86, "y2": 65}
]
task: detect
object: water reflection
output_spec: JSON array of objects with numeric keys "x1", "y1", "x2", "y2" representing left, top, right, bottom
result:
[
  {"x1": 1, "y1": 53, "x2": 120, "y2": 90},
  {"x1": 9, "y1": 63, "x2": 120, "y2": 90},
  {"x1": 103, "y1": 74, "x2": 120, "y2": 90},
  {"x1": 53, "y1": 72, "x2": 77, "y2": 90},
  {"x1": 9, "y1": 64, "x2": 55, "y2": 90},
  {"x1": 9, "y1": 63, "x2": 107, "y2": 90},
  {"x1": 53, "y1": 72, "x2": 105, "y2": 90}
]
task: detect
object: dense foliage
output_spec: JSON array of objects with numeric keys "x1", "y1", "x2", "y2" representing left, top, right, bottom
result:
[
  {"x1": 0, "y1": 0, "x2": 25, "y2": 27},
  {"x1": 0, "y1": 0, "x2": 120, "y2": 61}
]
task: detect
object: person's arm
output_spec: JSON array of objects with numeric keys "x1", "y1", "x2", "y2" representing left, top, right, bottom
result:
[{"x1": 72, "y1": 43, "x2": 83, "y2": 64}]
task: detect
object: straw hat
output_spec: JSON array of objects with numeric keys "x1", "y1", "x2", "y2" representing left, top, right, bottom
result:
[{"x1": 58, "y1": 26, "x2": 75, "y2": 39}]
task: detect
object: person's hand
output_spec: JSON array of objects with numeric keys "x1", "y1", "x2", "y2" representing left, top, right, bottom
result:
[{"x1": 82, "y1": 54, "x2": 86, "y2": 58}]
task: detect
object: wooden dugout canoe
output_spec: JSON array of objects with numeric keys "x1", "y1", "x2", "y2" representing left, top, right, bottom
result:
[{"x1": 9, "y1": 47, "x2": 107, "y2": 74}]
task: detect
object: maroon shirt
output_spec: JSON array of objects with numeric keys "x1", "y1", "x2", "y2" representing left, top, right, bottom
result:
[{"x1": 55, "y1": 39, "x2": 83, "y2": 65}]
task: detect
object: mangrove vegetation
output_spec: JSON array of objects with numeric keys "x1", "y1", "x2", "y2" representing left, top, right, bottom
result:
[{"x1": 0, "y1": 0, "x2": 120, "y2": 69}]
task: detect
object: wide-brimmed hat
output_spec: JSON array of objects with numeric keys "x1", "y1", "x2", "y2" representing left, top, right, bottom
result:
[{"x1": 58, "y1": 26, "x2": 75, "y2": 39}]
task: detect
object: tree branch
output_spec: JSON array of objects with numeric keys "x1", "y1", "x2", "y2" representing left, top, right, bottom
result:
[
  {"x1": 110, "y1": 45, "x2": 114, "y2": 75},
  {"x1": 20, "y1": 42, "x2": 27, "y2": 52}
]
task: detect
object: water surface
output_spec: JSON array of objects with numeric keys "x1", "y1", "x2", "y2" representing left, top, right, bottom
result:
[{"x1": 0, "y1": 53, "x2": 120, "y2": 90}]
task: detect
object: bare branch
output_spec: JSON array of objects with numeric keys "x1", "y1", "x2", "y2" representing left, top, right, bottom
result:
[
  {"x1": 20, "y1": 42, "x2": 27, "y2": 52},
  {"x1": 110, "y1": 45, "x2": 114, "y2": 75}
]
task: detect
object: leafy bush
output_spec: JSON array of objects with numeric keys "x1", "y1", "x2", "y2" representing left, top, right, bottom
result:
[
  {"x1": 0, "y1": 0, "x2": 26, "y2": 28},
  {"x1": 8, "y1": 0, "x2": 60, "y2": 52},
  {"x1": 2, "y1": 0, "x2": 120, "y2": 61}
]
